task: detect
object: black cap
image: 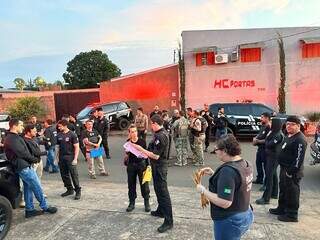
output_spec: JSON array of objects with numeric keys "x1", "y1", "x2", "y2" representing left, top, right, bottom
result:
[
  {"x1": 286, "y1": 115, "x2": 301, "y2": 124},
  {"x1": 150, "y1": 114, "x2": 163, "y2": 126}
]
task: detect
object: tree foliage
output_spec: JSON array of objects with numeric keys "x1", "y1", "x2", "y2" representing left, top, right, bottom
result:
[
  {"x1": 8, "y1": 97, "x2": 47, "y2": 122},
  {"x1": 277, "y1": 34, "x2": 286, "y2": 114},
  {"x1": 13, "y1": 78, "x2": 26, "y2": 91},
  {"x1": 34, "y1": 76, "x2": 47, "y2": 88},
  {"x1": 178, "y1": 43, "x2": 186, "y2": 111},
  {"x1": 63, "y1": 50, "x2": 121, "y2": 89}
]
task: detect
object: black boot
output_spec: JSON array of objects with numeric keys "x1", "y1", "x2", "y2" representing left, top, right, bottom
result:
[
  {"x1": 157, "y1": 220, "x2": 173, "y2": 233},
  {"x1": 74, "y1": 189, "x2": 81, "y2": 200},
  {"x1": 126, "y1": 201, "x2": 135, "y2": 212},
  {"x1": 61, "y1": 189, "x2": 74, "y2": 197},
  {"x1": 144, "y1": 199, "x2": 151, "y2": 212}
]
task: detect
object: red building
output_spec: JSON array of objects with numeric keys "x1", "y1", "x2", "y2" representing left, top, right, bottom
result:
[{"x1": 99, "y1": 64, "x2": 179, "y2": 115}]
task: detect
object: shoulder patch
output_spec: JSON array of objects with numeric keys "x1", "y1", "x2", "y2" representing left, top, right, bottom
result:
[{"x1": 224, "y1": 188, "x2": 231, "y2": 194}]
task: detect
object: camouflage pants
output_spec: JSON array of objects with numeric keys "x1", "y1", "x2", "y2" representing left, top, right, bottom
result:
[
  {"x1": 174, "y1": 137, "x2": 188, "y2": 165},
  {"x1": 192, "y1": 134, "x2": 205, "y2": 164}
]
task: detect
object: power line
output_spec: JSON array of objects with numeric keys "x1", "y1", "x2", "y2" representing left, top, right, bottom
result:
[{"x1": 182, "y1": 27, "x2": 320, "y2": 54}]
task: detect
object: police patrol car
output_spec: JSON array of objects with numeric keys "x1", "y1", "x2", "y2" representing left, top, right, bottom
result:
[{"x1": 209, "y1": 103, "x2": 308, "y2": 137}]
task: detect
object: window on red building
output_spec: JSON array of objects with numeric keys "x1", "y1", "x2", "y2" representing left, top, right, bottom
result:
[
  {"x1": 302, "y1": 43, "x2": 320, "y2": 58},
  {"x1": 195, "y1": 52, "x2": 215, "y2": 66},
  {"x1": 240, "y1": 48, "x2": 261, "y2": 62}
]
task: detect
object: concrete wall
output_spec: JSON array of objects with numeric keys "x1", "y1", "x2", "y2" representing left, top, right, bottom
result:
[
  {"x1": 182, "y1": 27, "x2": 320, "y2": 115},
  {"x1": 0, "y1": 88, "x2": 100, "y2": 121},
  {"x1": 99, "y1": 64, "x2": 179, "y2": 115}
]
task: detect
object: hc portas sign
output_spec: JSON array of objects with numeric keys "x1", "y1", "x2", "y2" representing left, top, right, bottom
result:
[{"x1": 212, "y1": 79, "x2": 255, "y2": 89}]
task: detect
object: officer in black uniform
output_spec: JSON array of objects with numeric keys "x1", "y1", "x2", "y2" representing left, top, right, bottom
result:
[
  {"x1": 93, "y1": 107, "x2": 111, "y2": 159},
  {"x1": 69, "y1": 115, "x2": 86, "y2": 158},
  {"x1": 256, "y1": 117, "x2": 284, "y2": 204},
  {"x1": 130, "y1": 114, "x2": 173, "y2": 233},
  {"x1": 252, "y1": 112, "x2": 271, "y2": 187},
  {"x1": 202, "y1": 104, "x2": 214, "y2": 152},
  {"x1": 56, "y1": 119, "x2": 81, "y2": 200},
  {"x1": 269, "y1": 116, "x2": 307, "y2": 222}
]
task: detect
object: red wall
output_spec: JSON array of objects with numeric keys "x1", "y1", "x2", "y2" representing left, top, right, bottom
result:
[{"x1": 99, "y1": 64, "x2": 179, "y2": 115}]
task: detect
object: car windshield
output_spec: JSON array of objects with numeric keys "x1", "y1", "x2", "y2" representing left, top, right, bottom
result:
[
  {"x1": 0, "y1": 115, "x2": 9, "y2": 121},
  {"x1": 77, "y1": 107, "x2": 93, "y2": 119}
]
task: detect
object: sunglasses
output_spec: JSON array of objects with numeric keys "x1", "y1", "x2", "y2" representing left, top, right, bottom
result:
[{"x1": 212, "y1": 148, "x2": 223, "y2": 154}]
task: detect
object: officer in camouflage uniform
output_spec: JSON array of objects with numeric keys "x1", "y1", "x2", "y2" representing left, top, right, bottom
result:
[
  {"x1": 190, "y1": 111, "x2": 205, "y2": 166},
  {"x1": 186, "y1": 107, "x2": 195, "y2": 156},
  {"x1": 172, "y1": 111, "x2": 189, "y2": 166}
]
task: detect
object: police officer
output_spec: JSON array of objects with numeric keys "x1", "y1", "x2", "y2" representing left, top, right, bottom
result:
[
  {"x1": 256, "y1": 117, "x2": 284, "y2": 205},
  {"x1": 252, "y1": 112, "x2": 271, "y2": 187},
  {"x1": 130, "y1": 114, "x2": 173, "y2": 233},
  {"x1": 214, "y1": 107, "x2": 228, "y2": 140},
  {"x1": 269, "y1": 116, "x2": 307, "y2": 222},
  {"x1": 43, "y1": 119, "x2": 59, "y2": 173},
  {"x1": 5, "y1": 119, "x2": 57, "y2": 218},
  {"x1": 196, "y1": 134, "x2": 253, "y2": 240},
  {"x1": 69, "y1": 115, "x2": 86, "y2": 158},
  {"x1": 190, "y1": 111, "x2": 206, "y2": 166},
  {"x1": 93, "y1": 107, "x2": 111, "y2": 159},
  {"x1": 202, "y1": 104, "x2": 214, "y2": 152},
  {"x1": 56, "y1": 119, "x2": 81, "y2": 200},
  {"x1": 172, "y1": 110, "x2": 189, "y2": 166},
  {"x1": 124, "y1": 124, "x2": 150, "y2": 212}
]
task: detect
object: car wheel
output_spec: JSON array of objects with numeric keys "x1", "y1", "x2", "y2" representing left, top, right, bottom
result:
[
  {"x1": 118, "y1": 118, "x2": 130, "y2": 130},
  {"x1": 0, "y1": 196, "x2": 12, "y2": 240}
]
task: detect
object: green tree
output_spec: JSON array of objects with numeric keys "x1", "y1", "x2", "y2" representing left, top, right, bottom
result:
[
  {"x1": 13, "y1": 78, "x2": 26, "y2": 91},
  {"x1": 34, "y1": 76, "x2": 47, "y2": 88},
  {"x1": 8, "y1": 96, "x2": 47, "y2": 122},
  {"x1": 63, "y1": 50, "x2": 121, "y2": 89},
  {"x1": 177, "y1": 43, "x2": 186, "y2": 111},
  {"x1": 277, "y1": 34, "x2": 286, "y2": 114}
]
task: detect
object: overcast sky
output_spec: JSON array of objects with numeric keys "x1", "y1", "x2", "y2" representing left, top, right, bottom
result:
[{"x1": 1, "y1": 0, "x2": 319, "y2": 87}]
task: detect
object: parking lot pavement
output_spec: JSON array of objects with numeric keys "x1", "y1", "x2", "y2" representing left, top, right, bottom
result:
[
  {"x1": 6, "y1": 135, "x2": 320, "y2": 239},
  {"x1": 7, "y1": 179, "x2": 320, "y2": 240}
]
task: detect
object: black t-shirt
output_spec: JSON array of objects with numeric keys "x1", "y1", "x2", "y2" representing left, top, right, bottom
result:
[
  {"x1": 83, "y1": 129, "x2": 100, "y2": 144},
  {"x1": 57, "y1": 131, "x2": 79, "y2": 160},
  {"x1": 127, "y1": 138, "x2": 147, "y2": 164},
  {"x1": 148, "y1": 128, "x2": 168, "y2": 166},
  {"x1": 209, "y1": 160, "x2": 252, "y2": 220}
]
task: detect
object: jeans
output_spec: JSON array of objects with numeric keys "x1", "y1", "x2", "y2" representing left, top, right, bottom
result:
[
  {"x1": 213, "y1": 209, "x2": 253, "y2": 240},
  {"x1": 215, "y1": 128, "x2": 227, "y2": 140},
  {"x1": 18, "y1": 167, "x2": 48, "y2": 211},
  {"x1": 45, "y1": 147, "x2": 59, "y2": 172}
]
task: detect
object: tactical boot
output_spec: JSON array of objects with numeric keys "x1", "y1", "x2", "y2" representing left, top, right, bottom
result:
[
  {"x1": 144, "y1": 199, "x2": 151, "y2": 212},
  {"x1": 74, "y1": 189, "x2": 81, "y2": 200},
  {"x1": 61, "y1": 189, "x2": 74, "y2": 197},
  {"x1": 126, "y1": 201, "x2": 135, "y2": 212}
]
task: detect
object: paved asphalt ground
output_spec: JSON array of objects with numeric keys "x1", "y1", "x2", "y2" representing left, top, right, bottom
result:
[{"x1": 6, "y1": 132, "x2": 320, "y2": 240}]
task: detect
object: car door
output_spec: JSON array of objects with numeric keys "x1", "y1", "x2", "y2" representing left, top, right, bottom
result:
[
  {"x1": 228, "y1": 105, "x2": 259, "y2": 134},
  {"x1": 102, "y1": 104, "x2": 117, "y2": 125}
]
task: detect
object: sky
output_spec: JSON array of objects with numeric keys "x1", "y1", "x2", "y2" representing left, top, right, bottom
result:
[{"x1": 1, "y1": 0, "x2": 320, "y2": 88}]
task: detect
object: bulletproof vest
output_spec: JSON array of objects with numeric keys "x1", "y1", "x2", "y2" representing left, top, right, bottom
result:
[
  {"x1": 191, "y1": 118, "x2": 206, "y2": 137},
  {"x1": 148, "y1": 128, "x2": 169, "y2": 164},
  {"x1": 211, "y1": 160, "x2": 253, "y2": 213},
  {"x1": 177, "y1": 117, "x2": 189, "y2": 138}
]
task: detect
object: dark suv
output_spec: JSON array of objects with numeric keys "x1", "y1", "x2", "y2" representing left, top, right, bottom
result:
[
  {"x1": 77, "y1": 101, "x2": 134, "y2": 130},
  {"x1": 209, "y1": 103, "x2": 308, "y2": 136},
  {"x1": 0, "y1": 155, "x2": 21, "y2": 240}
]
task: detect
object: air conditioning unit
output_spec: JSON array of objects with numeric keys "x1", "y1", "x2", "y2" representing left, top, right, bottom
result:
[
  {"x1": 215, "y1": 54, "x2": 228, "y2": 64},
  {"x1": 230, "y1": 50, "x2": 239, "y2": 62}
]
